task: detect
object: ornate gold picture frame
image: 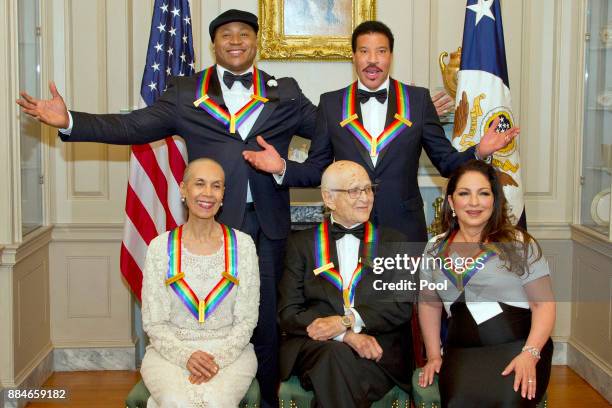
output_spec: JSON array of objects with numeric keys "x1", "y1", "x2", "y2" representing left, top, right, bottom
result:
[{"x1": 258, "y1": 0, "x2": 376, "y2": 60}]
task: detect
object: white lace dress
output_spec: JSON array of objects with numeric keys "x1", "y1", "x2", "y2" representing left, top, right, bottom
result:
[{"x1": 140, "y1": 229, "x2": 260, "y2": 408}]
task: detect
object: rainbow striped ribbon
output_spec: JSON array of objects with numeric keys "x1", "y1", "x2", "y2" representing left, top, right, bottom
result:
[
  {"x1": 166, "y1": 224, "x2": 239, "y2": 323},
  {"x1": 313, "y1": 219, "x2": 378, "y2": 308},
  {"x1": 436, "y1": 231, "x2": 497, "y2": 292},
  {"x1": 340, "y1": 80, "x2": 412, "y2": 157},
  {"x1": 193, "y1": 66, "x2": 268, "y2": 134}
]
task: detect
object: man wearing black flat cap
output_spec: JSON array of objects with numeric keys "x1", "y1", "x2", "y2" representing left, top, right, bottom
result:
[{"x1": 16, "y1": 8, "x2": 331, "y2": 407}]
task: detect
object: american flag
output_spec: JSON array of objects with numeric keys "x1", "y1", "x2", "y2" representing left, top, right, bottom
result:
[{"x1": 120, "y1": 0, "x2": 195, "y2": 300}]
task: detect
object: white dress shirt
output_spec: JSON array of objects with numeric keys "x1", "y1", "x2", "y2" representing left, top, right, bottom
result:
[
  {"x1": 216, "y1": 65, "x2": 265, "y2": 202},
  {"x1": 217, "y1": 65, "x2": 285, "y2": 187},
  {"x1": 329, "y1": 215, "x2": 366, "y2": 341},
  {"x1": 358, "y1": 77, "x2": 389, "y2": 167},
  {"x1": 357, "y1": 78, "x2": 487, "y2": 165},
  {"x1": 216, "y1": 64, "x2": 262, "y2": 140}
]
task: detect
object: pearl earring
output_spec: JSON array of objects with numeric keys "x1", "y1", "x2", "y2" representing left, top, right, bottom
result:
[
  {"x1": 452, "y1": 209, "x2": 456, "y2": 217},
  {"x1": 181, "y1": 197, "x2": 186, "y2": 203}
]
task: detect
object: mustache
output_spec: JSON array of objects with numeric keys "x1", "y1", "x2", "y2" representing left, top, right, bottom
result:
[{"x1": 363, "y1": 63, "x2": 382, "y2": 71}]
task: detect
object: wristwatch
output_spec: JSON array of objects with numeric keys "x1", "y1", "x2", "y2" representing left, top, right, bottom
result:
[{"x1": 340, "y1": 315, "x2": 352, "y2": 329}]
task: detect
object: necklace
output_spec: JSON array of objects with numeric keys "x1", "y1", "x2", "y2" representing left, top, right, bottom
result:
[
  {"x1": 438, "y1": 230, "x2": 496, "y2": 291},
  {"x1": 165, "y1": 224, "x2": 239, "y2": 322}
]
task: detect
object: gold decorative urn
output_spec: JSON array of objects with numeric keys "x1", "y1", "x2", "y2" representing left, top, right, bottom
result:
[
  {"x1": 427, "y1": 197, "x2": 445, "y2": 237},
  {"x1": 439, "y1": 47, "x2": 462, "y2": 100}
]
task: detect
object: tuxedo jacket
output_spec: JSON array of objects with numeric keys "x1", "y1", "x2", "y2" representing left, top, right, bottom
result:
[
  {"x1": 59, "y1": 66, "x2": 332, "y2": 240},
  {"x1": 278, "y1": 223, "x2": 415, "y2": 391},
  {"x1": 314, "y1": 80, "x2": 475, "y2": 242}
]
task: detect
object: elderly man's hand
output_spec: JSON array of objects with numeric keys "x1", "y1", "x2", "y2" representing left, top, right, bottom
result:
[
  {"x1": 186, "y1": 350, "x2": 219, "y2": 384},
  {"x1": 306, "y1": 316, "x2": 346, "y2": 341},
  {"x1": 343, "y1": 331, "x2": 383, "y2": 361}
]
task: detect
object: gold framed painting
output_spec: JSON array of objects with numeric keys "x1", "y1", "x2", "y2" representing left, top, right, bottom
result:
[{"x1": 258, "y1": 0, "x2": 376, "y2": 60}]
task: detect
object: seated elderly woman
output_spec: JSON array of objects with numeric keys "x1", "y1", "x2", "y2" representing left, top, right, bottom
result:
[
  {"x1": 418, "y1": 160, "x2": 555, "y2": 407},
  {"x1": 140, "y1": 158, "x2": 260, "y2": 408}
]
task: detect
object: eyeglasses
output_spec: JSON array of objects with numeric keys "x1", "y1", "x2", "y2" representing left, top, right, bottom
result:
[{"x1": 330, "y1": 184, "x2": 378, "y2": 199}]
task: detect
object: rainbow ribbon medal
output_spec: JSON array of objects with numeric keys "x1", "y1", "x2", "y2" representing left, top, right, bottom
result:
[
  {"x1": 193, "y1": 66, "x2": 269, "y2": 134},
  {"x1": 340, "y1": 80, "x2": 412, "y2": 157},
  {"x1": 313, "y1": 220, "x2": 378, "y2": 308},
  {"x1": 437, "y1": 231, "x2": 496, "y2": 292},
  {"x1": 166, "y1": 224, "x2": 239, "y2": 323}
]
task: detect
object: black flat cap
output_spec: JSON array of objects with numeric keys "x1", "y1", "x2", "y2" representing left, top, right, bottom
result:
[{"x1": 209, "y1": 9, "x2": 259, "y2": 41}]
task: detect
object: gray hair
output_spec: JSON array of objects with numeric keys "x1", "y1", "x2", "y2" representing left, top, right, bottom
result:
[{"x1": 182, "y1": 157, "x2": 225, "y2": 183}]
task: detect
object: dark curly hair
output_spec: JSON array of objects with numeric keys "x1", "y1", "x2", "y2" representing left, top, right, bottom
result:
[
  {"x1": 351, "y1": 20, "x2": 394, "y2": 53},
  {"x1": 432, "y1": 160, "x2": 541, "y2": 276}
]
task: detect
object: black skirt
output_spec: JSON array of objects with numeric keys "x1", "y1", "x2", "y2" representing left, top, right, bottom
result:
[{"x1": 439, "y1": 296, "x2": 553, "y2": 408}]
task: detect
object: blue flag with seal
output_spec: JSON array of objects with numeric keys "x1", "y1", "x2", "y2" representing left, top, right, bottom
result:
[{"x1": 452, "y1": 0, "x2": 525, "y2": 226}]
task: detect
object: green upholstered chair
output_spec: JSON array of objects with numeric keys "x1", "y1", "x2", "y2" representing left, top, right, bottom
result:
[
  {"x1": 125, "y1": 378, "x2": 260, "y2": 408},
  {"x1": 278, "y1": 375, "x2": 411, "y2": 408},
  {"x1": 410, "y1": 370, "x2": 548, "y2": 408},
  {"x1": 410, "y1": 369, "x2": 441, "y2": 408}
]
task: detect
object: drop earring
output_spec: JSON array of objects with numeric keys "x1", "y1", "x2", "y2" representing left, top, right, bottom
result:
[{"x1": 452, "y1": 208, "x2": 456, "y2": 217}]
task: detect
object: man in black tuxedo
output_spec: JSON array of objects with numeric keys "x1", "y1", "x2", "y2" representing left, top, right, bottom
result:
[
  {"x1": 16, "y1": 9, "x2": 331, "y2": 407},
  {"x1": 246, "y1": 20, "x2": 518, "y2": 243},
  {"x1": 316, "y1": 21, "x2": 519, "y2": 241},
  {"x1": 278, "y1": 160, "x2": 415, "y2": 408}
]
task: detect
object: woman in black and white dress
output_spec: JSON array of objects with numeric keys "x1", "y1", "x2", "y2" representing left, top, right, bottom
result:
[{"x1": 418, "y1": 160, "x2": 555, "y2": 407}]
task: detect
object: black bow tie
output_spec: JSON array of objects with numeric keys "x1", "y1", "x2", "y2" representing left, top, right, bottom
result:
[
  {"x1": 331, "y1": 222, "x2": 365, "y2": 241},
  {"x1": 223, "y1": 71, "x2": 253, "y2": 89},
  {"x1": 357, "y1": 88, "x2": 387, "y2": 104}
]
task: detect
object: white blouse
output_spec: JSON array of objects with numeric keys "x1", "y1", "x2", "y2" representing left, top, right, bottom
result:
[{"x1": 420, "y1": 234, "x2": 550, "y2": 324}]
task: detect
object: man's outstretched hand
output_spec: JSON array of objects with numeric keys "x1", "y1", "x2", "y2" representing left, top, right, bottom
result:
[
  {"x1": 242, "y1": 135, "x2": 285, "y2": 175},
  {"x1": 16, "y1": 81, "x2": 70, "y2": 129},
  {"x1": 476, "y1": 115, "x2": 520, "y2": 158}
]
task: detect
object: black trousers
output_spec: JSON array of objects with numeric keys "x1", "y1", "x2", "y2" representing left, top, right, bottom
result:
[
  {"x1": 240, "y1": 204, "x2": 286, "y2": 408},
  {"x1": 295, "y1": 340, "x2": 394, "y2": 408}
]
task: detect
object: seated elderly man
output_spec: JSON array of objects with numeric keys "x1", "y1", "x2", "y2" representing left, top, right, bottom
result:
[{"x1": 278, "y1": 160, "x2": 415, "y2": 408}]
